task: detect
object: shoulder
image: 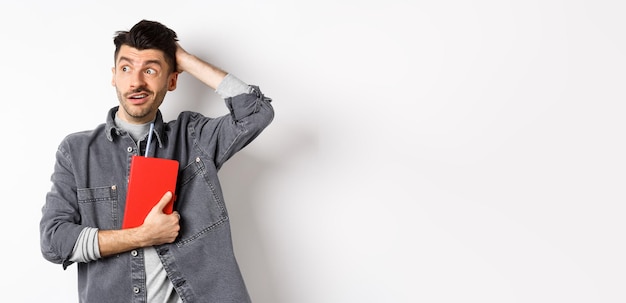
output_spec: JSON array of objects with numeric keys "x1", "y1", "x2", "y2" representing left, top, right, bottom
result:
[{"x1": 58, "y1": 123, "x2": 107, "y2": 151}]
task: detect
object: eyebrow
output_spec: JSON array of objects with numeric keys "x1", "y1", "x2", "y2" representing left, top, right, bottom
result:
[{"x1": 117, "y1": 56, "x2": 163, "y2": 68}]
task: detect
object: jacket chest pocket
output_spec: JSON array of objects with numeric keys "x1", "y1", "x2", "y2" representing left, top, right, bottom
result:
[
  {"x1": 175, "y1": 157, "x2": 229, "y2": 245},
  {"x1": 77, "y1": 185, "x2": 120, "y2": 229}
]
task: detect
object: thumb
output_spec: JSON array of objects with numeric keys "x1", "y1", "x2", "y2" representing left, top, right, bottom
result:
[{"x1": 152, "y1": 191, "x2": 173, "y2": 213}]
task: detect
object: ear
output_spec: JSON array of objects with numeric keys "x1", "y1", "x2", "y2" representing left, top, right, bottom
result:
[
  {"x1": 167, "y1": 72, "x2": 179, "y2": 91},
  {"x1": 111, "y1": 67, "x2": 116, "y2": 86}
]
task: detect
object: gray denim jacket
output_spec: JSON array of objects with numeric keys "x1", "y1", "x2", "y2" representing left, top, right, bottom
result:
[{"x1": 40, "y1": 86, "x2": 274, "y2": 302}]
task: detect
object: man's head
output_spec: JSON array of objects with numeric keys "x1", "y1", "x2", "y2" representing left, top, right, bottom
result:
[
  {"x1": 113, "y1": 20, "x2": 179, "y2": 74},
  {"x1": 111, "y1": 20, "x2": 179, "y2": 124}
]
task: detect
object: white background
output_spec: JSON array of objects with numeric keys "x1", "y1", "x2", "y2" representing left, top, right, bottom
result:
[{"x1": 2, "y1": 1, "x2": 625, "y2": 302}]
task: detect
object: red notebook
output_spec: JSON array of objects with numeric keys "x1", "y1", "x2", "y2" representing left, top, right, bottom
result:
[{"x1": 122, "y1": 155, "x2": 179, "y2": 229}]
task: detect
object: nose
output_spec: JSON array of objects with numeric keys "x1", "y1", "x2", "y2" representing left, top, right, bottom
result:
[{"x1": 130, "y1": 71, "x2": 146, "y2": 88}]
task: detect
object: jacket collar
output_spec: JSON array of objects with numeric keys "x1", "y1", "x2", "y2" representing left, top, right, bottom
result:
[{"x1": 105, "y1": 106, "x2": 166, "y2": 149}]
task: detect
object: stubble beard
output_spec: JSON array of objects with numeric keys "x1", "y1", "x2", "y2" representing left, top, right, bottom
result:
[{"x1": 116, "y1": 87, "x2": 166, "y2": 121}]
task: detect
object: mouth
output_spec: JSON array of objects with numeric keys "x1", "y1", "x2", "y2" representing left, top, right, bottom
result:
[{"x1": 127, "y1": 92, "x2": 150, "y2": 104}]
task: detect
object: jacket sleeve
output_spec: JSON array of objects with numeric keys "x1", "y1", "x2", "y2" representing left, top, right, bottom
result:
[
  {"x1": 195, "y1": 85, "x2": 274, "y2": 170},
  {"x1": 40, "y1": 143, "x2": 85, "y2": 268}
]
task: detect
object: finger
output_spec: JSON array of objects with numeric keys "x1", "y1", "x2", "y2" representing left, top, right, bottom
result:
[{"x1": 152, "y1": 191, "x2": 173, "y2": 213}]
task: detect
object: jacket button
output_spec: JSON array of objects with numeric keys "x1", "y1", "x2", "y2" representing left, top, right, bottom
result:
[
  {"x1": 133, "y1": 286, "x2": 140, "y2": 294},
  {"x1": 127, "y1": 146, "x2": 133, "y2": 153},
  {"x1": 131, "y1": 250, "x2": 138, "y2": 257}
]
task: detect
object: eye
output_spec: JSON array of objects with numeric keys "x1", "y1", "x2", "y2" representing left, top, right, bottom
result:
[
  {"x1": 121, "y1": 66, "x2": 130, "y2": 72},
  {"x1": 146, "y1": 68, "x2": 157, "y2": 75}
]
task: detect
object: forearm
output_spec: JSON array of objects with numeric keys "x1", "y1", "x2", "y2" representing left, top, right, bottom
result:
[
  {"x1": 98, "y1": 228, "x2": 147, "y2": 257},
  {"x1": 177, "y1": 50, "x2": 227, "y2": 90}
]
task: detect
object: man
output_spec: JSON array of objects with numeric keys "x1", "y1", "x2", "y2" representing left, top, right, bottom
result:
[{"x1": 40, "y1": 19, "x2": 274, "y2": 302}]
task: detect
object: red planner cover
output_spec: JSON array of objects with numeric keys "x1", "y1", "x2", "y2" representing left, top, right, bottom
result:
[{"x1": 122, "y1": 155, "x2": 179, "y2": 229}]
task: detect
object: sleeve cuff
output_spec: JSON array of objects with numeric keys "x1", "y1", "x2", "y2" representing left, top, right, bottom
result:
[{"x1": 216, "y1": 74, "x2": 251, "y2": 98}]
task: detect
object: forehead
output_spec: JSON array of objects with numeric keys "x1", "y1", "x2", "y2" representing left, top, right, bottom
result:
[{"x1": 116, "y1": 45, "x2": 167, "y2": 66}]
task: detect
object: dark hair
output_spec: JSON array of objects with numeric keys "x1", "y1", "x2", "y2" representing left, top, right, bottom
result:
[{"x1": 113, "y1": 20, "x2": 179, "y2": 73}]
